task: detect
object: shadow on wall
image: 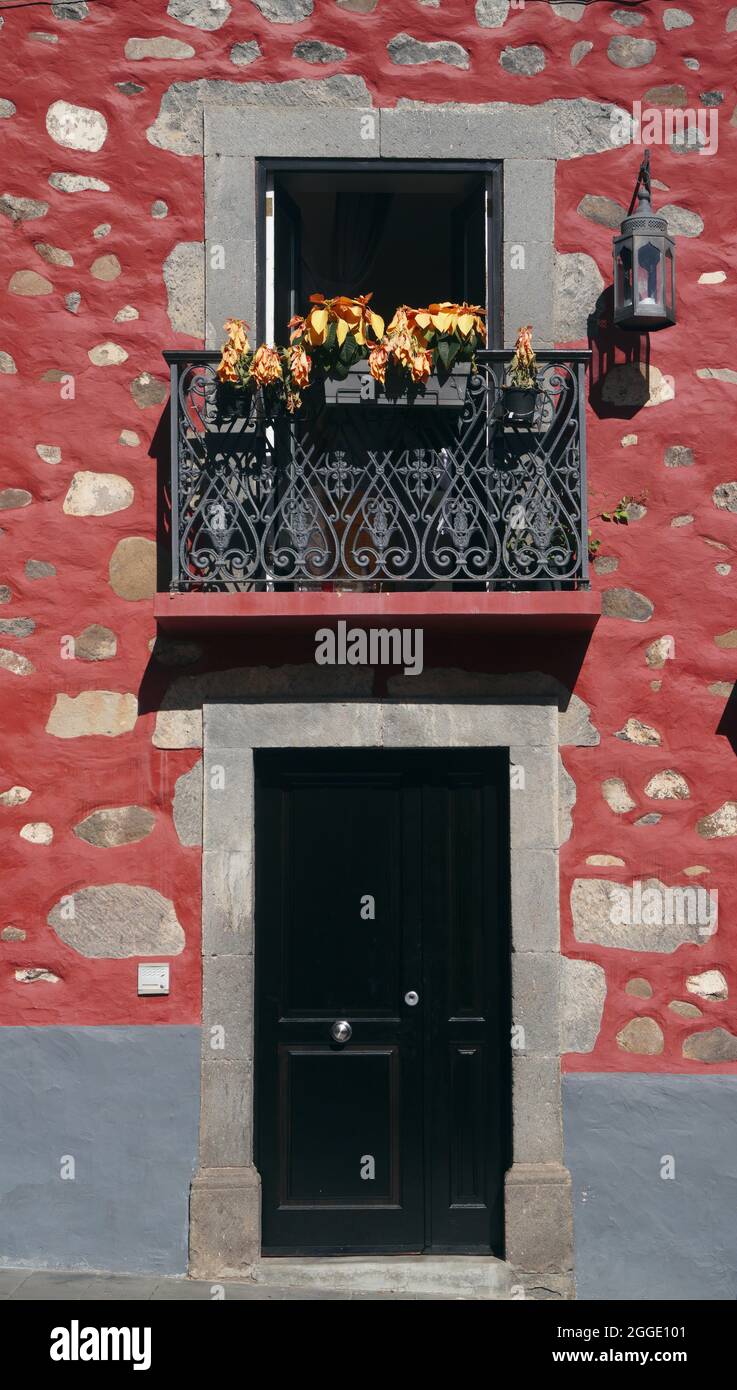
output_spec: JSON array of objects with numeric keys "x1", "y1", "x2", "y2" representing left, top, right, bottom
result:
[
  {"x1": 587, "y1": 286, "x2": 652, "y2": 421},
  {"x1": 151, "y1": 400, "x2": 173, "y2": 598},
  {"x1": 716, "y1": 683, "x2": 737, "y2": 760}
]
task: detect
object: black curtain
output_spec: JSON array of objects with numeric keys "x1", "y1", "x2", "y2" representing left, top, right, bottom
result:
[{"x1": 301, "y1": 191, "x2": 393, "y2": 300}]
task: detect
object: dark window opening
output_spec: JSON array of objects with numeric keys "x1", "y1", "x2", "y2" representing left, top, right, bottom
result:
[{"x1": 268, "y1": 164, "x2": 496, "y2": 346}]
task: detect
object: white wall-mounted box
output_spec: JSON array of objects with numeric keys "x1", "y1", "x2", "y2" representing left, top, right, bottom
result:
[{"x1": 137, "y1": 963, "x2": 170, "y2": 996}]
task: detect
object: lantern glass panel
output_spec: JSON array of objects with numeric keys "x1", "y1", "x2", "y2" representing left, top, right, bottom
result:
[
  {"x1": 637, "y1": 241, "x2": 662, "y2": 308},
  {"x1": 617, "y1": 245, "x2": 633, "y2": 306},
  {"x1": 665, "y1": 246, "x2": 674, "y2": 312}
]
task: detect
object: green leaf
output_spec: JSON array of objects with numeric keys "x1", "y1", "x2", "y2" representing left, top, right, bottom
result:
[
  {"x1": 446, "y1": 338, "x2": 461, "y2": 367},
  {"x1": 436, "y1": 337, "x2": 452, "y2": 371}
]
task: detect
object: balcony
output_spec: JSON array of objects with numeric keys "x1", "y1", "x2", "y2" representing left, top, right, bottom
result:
[{"x1": 156, "y1": 350, "x2": 600, "y2": 633}]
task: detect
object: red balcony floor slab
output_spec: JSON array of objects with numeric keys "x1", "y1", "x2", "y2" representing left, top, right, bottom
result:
[{"x1": 154, "y1": 590, "x2": 601, "y2": 634}]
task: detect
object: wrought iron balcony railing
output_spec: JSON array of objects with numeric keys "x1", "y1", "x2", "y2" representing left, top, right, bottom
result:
[{"x1": 163, "y1": 349, "x2": 591, "y2": 593}]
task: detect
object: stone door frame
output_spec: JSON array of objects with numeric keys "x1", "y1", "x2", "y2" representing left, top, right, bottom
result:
[{"x1": 190, "y1": 698, "x2": 572, "y2": 1292}]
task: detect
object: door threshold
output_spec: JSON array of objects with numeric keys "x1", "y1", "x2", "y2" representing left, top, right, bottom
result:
[{"x1": 249, "y1": 1255, "x2": 515, "y2": 1299}]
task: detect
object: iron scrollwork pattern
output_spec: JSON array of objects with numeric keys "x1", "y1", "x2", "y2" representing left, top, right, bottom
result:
[{"x1": 167, "y1": 350, "x2": 590, "y2": 591}]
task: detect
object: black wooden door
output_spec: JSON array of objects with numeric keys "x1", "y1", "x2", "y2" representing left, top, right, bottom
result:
[{"x1": 255, "y1": 749, "x2": 509, "y2": 1256}]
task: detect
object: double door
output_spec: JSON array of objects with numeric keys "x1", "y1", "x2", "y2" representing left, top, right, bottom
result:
[{"x1": 255, "y1": 749, "x2": 510, "y2": 1254}]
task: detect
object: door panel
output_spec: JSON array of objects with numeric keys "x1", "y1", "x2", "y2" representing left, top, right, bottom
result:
[
  {"x1": 283, "y1": 780, "x2": 401, "y2": 1015},
  {"x1": 423, "y1": 774, "x2": 507, "y2": 1250},
  {"x1": 280, "y1": 1047, "x2": 400, "y2": 1206},
  {"x1": 255, "y1": 749, "x2": 509, "y2": 1256},
  {"x1": 449, "y1": 1044, "x2": 486, "y2": 1206}
]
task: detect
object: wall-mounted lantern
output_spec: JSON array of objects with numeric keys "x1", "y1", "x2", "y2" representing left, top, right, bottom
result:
[{"x1": 613, "y1": 151, "x2": 676, "y2": 332}]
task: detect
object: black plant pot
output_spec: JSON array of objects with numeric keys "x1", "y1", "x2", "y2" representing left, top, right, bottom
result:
[
  {"x1": 215, "y1": 380, "x2": 254, "y2": 420},
  {"x1": 214, "y1": 380, "x2": 291, "y2": 424},
  {"x1": 503, "y1": 384, "x2": 540, "y2": 422}
]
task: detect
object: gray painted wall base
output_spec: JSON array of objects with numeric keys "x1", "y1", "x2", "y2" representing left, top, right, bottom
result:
[
  {"x1": 565, "y1": 1074, "x2": 737, "y2": 1302},
  {"x1": 3, "y1": 1033, "x2": 736, "y2": 1296},
  {"x1": 0, "y1": 1027, "x2": 199, "y2": 1275}
]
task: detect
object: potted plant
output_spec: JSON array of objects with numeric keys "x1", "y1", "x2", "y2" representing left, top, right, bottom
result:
[
  {"x1": 214, "y1": 296, "x2": 487, "y2": 412},
  {"x1": 366, "y1": 301, "x2": 485, "y2": 408},
  {"x1": 288, "y1": 294, "x2": 384, "y2": 404},
  {"x1": 504, "y1": 324, "x2": 540, "y2": 422},
  {"x1": 216, "y1": 318, "x2": 311, "y2": 416}
]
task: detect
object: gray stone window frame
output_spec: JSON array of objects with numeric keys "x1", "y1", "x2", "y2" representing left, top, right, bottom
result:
[
  {"x1": 191, "y1": 699, "x2": 571, "y2": 1293},
  {"x1": 204, "y1": 104, "x2": 556, "y2": 349}
]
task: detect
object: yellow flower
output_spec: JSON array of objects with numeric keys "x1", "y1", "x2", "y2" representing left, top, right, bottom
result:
[
  {"x1": 414, "y1": 302, "x2": 486, "y2": 343},
  {"x1": 300, "y1": 293, "x2": 384, "y2": 350},
  {"x1": 456, "y1": 303, "x2": 486, "y2": 341},
  {"x1": 250, "y1": 344, "x2": 283, "y2": 387}
]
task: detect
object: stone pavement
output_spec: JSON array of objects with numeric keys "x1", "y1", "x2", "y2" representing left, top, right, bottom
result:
[{"x1": 0, "y1": 1268, "x2": 458, "y2": 1301}]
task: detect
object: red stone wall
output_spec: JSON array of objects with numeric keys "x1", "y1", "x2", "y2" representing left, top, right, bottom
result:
[{"x1": 1, "y1": 1, "x2": 735, "y2": 1069}]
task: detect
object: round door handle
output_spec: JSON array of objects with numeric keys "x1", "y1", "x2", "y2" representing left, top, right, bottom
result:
[
  {"x1": 404, "y1": 990, "x2": 419, "y2": 1007},
  {"x1": 330, "y1": 1019, "x2": 352, "y2": 1043}
]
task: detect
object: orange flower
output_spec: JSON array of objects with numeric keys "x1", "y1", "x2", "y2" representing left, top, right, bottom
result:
[
  {"x1": 409, "y1": 349, "x2": 432, "y2": 384},
  {"x1": 250, "y1": 344, "x2": 283, "y2": 387},
  {"x1": 217, "y1": 318, "x2": 250, "y2": 382},
  {"x1": 288, "y1": 344, "x2": 311, "y2": 389},
  {"x1": 223, "y1": 318, "x2": 250, "y2": 354},
  {"x1": 382, "y1": 306, "x2": 417, "y2": 367},
  {"x1": 216, "y1": 346, "x2": 241, "y2": 384},
  {"x1": 514, "y1": 325, "x2": 534, "y2": 367},
  {"x1": 368, "y1": 343, "x2": 388, "y2": 384},
  {"x1": 288, "y1": 314, "x2": 306, "y2": 344}
]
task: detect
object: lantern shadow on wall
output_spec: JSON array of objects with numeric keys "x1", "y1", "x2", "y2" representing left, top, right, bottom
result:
[
  {"x1": 587, "y1": 151, "x2": 676, "y2": 421},
  {"x1": 716, "y1": 685, "x2": 737, "y2": 762}
]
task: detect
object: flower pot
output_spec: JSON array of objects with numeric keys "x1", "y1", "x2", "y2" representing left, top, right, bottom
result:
[
  {"x1": 503, "y1": 384, "x2": 540, "y2": 423},
  {"x1": 215, "y1": 380, "x2": 255, "y2": 423},
  {"x1": 322, "y1": 361, "x2": 470, "y2": 408}
]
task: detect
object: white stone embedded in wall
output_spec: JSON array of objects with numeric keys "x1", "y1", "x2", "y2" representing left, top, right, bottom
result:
[
  {"x1": 48, "y1": 884, "x2": 185, "y2": 957},
  {"x1": 46, "y1": 691, "x2": 138, "y2": 738},
  {"x1": 167, "y1": 0, "x2": 232, "y2": 29},
  {"x1": 19, "y1": 822, "x2": 54, "y2": 844},
  {"x1": 88, "y1": 343, "x2": 129, "y2": 367},
  {"x1": 572, "y1": 877, "x2": 714, "y2": 951},
  {"x1": 46, "y1": 100, "x2": 108, "y2": 152},
  {"x1": 686, "y1": 970, "x2": 728, "y2": 1001},
  {"x1": 63, "y1": 471, "x2": 133, "y2": 515},
  {"x1": 163, "y1": 241, "x2": 204, "y2": 337}
]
